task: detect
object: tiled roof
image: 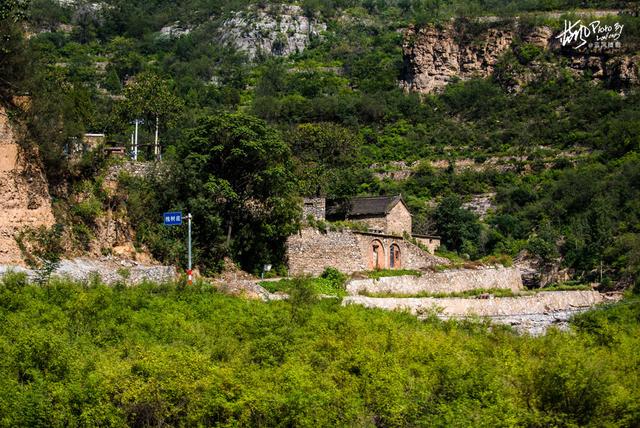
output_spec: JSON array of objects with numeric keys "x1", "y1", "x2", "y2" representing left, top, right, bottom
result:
[{"x1": 326, "y1": 195, "x2": 404, "y2": 217}]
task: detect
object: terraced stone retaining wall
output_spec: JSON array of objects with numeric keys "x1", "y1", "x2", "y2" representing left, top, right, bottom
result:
[{"x1": 347, "y1": 266, "x2": 523, "y2": 295}]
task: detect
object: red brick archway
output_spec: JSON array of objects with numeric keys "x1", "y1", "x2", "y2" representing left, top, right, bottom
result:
[
  {"x1": 370, "y1": 239, "x2": 385, "y2": 270},
  {"x1": 390, "y1": 243, "x2": 401, "y2": 269}
]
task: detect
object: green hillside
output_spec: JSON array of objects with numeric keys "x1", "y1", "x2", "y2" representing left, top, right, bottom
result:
[{"x1": 1, "y1": 0, "x2": 639, "y2": 287}]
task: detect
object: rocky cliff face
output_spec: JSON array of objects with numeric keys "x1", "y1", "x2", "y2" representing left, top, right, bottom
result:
[
  {"x1": 0, "y1": 107, "x2": 55, "y2": 265},
  {"x1": 401, "y1": 19, "x2": 639, "y2": 93},
  {"x1": 220, "y1": 5, "x2": 326, "y2": 59}
]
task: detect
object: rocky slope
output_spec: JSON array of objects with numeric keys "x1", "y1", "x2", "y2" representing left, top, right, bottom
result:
[
  {"x1": 0, "y1": 107, "x2": 55, "y2": 265},
  {"x1": 401, "y1": 16, "x2": 639, "y2": 93},
  {"x1": 219, "y1": 4, "x2": 326, "y2": 59}
]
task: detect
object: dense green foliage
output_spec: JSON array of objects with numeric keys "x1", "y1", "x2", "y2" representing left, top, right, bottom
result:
[
  {"x1": 120, "y1": 113, "x2": 301, "y2": 274},
  {"x1": 0, "y1": 275, "x2": 639, "y2": 426}
]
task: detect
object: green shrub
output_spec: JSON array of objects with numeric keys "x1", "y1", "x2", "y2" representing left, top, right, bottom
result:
[
  {"x1": 1, "y1": 270, "x2": 29, "y2": 290},
  {"x1": 516, "y1": 43, "x2": 543, "y2": 64},
  {"x1": 0, "y1": 281, "x2": 638, "y2": 426}
]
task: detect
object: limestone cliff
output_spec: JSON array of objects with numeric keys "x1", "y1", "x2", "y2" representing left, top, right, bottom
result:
[
  {"x1": 220, "y1": 4, "x2": 326, "y2": 59},
  {"x1": 401, "y1": 18, "x2": 639, "y2": 93},
  {"x1": 0, "y1": 106, "x2": 55, "y2": 265}
]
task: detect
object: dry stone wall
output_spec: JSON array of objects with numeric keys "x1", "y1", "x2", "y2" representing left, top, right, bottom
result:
[
  {"x1": 301, "y1": 197, "x2": 326, "y2": 220},
  {"x1": 350, "y1": 216, "x2": 386, "y2": 233},
  {"x1": 413, "y1": 236, "x2": 440, "y2": 254},
  {"x1": 347, "y1": 266, "x2": 523, "y2": 295},
  {"x1": 343, "y1": 290, "x2": 615, "y2": 317},
  {"x1": 0, "y1": 107, "x2": 55, "y2": 265},
  {"x1": 0, "y1": 258, "x2": 176, "y2": 285},
  {"x1": 287, "y1": 228, "x2": 366, "y2": 275}
]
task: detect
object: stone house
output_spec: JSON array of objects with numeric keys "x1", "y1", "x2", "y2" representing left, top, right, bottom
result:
[
  {"x1": 325, "y1": 195, "x2": 412, "y2": 236},
  {"x1": 288, "y1": 195, "x2": 443, "y2": 276}
]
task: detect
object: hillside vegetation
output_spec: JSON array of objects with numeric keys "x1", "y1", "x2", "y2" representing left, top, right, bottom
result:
[
  {"x1": 1, "y1": 274, "x2": 639, "y2": 426},
  {"x1": 1, "y1": 0, "x2": 639, "y2": 288}
]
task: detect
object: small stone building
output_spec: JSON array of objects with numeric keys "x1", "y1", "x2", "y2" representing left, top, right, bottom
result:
[
  {"x1": 289, "y1": 195, "x2": 443, "y2": 275},
  {"x1": 325, "y1": 195, "x2": 412, "y2": 236}
]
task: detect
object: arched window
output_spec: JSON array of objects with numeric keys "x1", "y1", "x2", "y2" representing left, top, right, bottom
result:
[{"x1": 390, "y1": 244, "x2": 401, "y2": 269}]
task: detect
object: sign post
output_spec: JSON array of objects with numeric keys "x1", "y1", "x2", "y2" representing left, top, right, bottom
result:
[
  {"x1": 163, "y1": 211, "x2": 193, "y2": 284},
  {"x1": 163, "y1": 211, "x2": 182, "y2": 226}
]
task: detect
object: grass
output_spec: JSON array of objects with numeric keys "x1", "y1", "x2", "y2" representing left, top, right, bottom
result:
[
  {"x1": 366, "y1": 269, "x2": 422, "y2": 279},
  {"x1": 358, "y1": 287, "x2": 520, "y2": 299},
  {"x1": 540, "y1": 283, "x2": 592, "y2": 292},
  {"x1": 259, "y1": 268, "x2": 348, "y2": 296},
  {"x1": 357, "y1": 283, "x2": 594, "y2": 298}
]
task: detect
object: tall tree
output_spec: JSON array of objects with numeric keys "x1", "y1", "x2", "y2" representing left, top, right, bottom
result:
[
  {"x1": 288, "y1": 122, "x2": 362, "y2": 196},
  {"x1": 0, "y1": 0, "x2": 28, "y2": 102},
  {"x1": 120, "y1": 72, "x2": 183, "y2": 160},
  {"x1": 178, "y1": 113, "x2": 300, "y2": 273}
]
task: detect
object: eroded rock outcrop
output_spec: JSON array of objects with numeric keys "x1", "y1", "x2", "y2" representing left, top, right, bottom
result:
[
  {"x1": 402, "y1": 19, "x2": 638, "y2": 93},
  {"x1": 0, "y1": 107, "x2": 55, "y2": 265},
  {"x1": 402, "y1": 22, "x2": 519, "y2": 93},
  {"x1": 220, "y1": 5, "x2": 326, "y2": 59},
  {"x1": 514, "y1": 250, "x2": 572, "y2": 288}
]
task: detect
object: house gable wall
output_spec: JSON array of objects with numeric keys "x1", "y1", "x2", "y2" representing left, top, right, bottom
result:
[{"x1": 386, "y1": 202, "x2": 412, "y2": 236}]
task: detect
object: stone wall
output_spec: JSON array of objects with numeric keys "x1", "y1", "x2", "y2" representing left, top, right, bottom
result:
[
  {"x1": 286, "y1": 227, "x2": 446, "y2": 276},
  {"x1": 0, "y1": 258, "x2": 176, "y2": 285},
  {"x1": 386, "y1": 202, "x2": 412, "y2": 235},
  {"x1": 286, "y1": 228, "x2": 366, "y2": 275},
  {"x1": 349, "y1": 216, "x2": 386, "y2": 233},
  {"x1": 343, "y1": 290, "x2": 613, "y2": 317},
  {"x1": 346, "y1": 266, "x2": 523, "y2": 295},
  {"x1": 302, "y1": 197, "x2": 326, "y2": 221},
  {"x1": 105, "y1": 161, "x2": 161, "y2": 182},
  {"x1": 0, "y1": 107, "x2": 55, "y2": 265},
  {"x1": 413, "y1": 236, "x2": 440, "y2": 254}
]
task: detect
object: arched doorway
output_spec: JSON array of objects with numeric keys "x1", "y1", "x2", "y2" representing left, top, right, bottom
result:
[
  {"x1": 370, "y1": 239, "x2": 385, "y2": 270},
  {"x1": 390, "y1": 243, "x2": 401, "y2": 269}
]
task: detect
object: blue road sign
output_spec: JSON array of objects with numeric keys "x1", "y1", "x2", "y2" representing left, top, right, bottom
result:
[{"x1": 163, "y1": 211, "x2": 182, "y2": 226}]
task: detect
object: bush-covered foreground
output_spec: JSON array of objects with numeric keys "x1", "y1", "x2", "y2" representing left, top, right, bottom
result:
[{"x1": 1, "y1": 275, "x2": 639, "y2": 427}]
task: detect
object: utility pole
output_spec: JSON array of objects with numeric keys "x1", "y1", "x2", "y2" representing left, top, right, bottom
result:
[
  {"x1": 187, "y1": 213, "x2": 192, "y2": 284},
  {"x1": 133, "y1": 119, "x2": 140, "y2": 161},
  {"x1": 154, "y1": 115, "x2": 159, "y2": 161}
]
